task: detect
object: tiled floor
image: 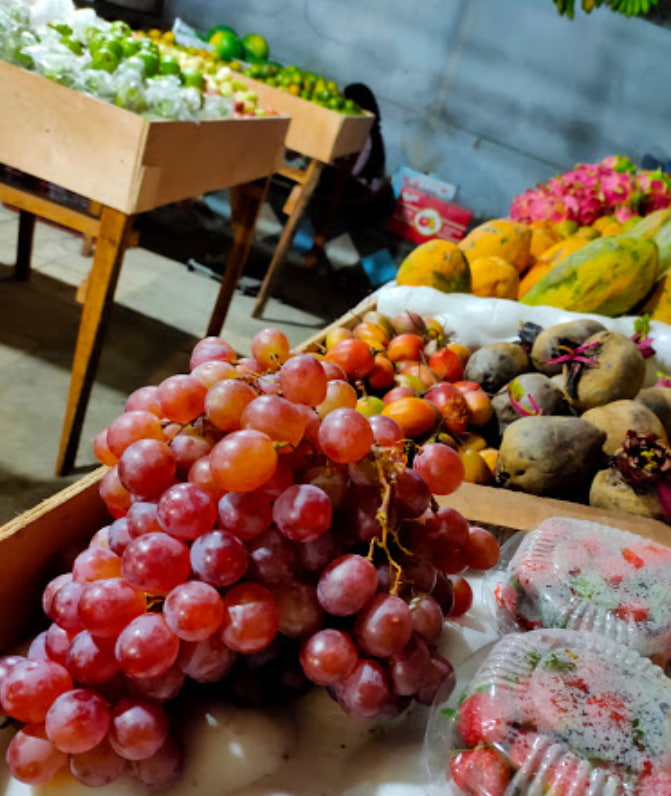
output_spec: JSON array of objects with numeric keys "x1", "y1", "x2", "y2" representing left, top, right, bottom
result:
[{"x1": 0, "y1": 202, "x2": 336, "y2": 523}]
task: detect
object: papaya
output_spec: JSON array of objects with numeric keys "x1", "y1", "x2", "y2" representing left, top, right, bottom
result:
[
  {"x1": 468, "y1": 256, "x2": 519, "y2": 299},
  {"x1": 396, "y1": 239, "x2": 471, "y2": 293},
  {"x1": 537, "y1": 236, "x2": 589, "y2": 269},
  {"x1": 552, "y1": 219, "x2": 579, "y2": 238},
  {"x1": 592, "y1": 215, "x2": 615, "y2": 233},
  {"x1": 643, "y1": 272, "x2": 671, "y2": 324},
  {"x1": 518, "y1": 262, "x2": 553, "y2": 298},
  {"x1": 574, "y1": 226, "x2": 601, "y2": 240},
  {"x1": 520, "y1": 236, "x2": 659, "y2": 317},
  {"x1": 625, "y1": 209, "x2": 671, "y2": 275},
  {"x1": 529, "y1": 226, "x2": 562, "y2": 264},
  {"x1": 458, "y1": 219, "x2": 531, "y2": 274}
]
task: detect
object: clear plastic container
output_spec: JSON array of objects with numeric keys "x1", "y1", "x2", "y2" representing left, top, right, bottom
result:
[
  {"x1": 491, "y1": 517, "x2": 671, "y2": 669},
  {"x1": 425, "y1": 628, "x2": 671, "y2": 796}
]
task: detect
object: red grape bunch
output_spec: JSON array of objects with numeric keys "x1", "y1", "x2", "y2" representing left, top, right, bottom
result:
[{"x1": 2, "y1": 325, "x2": 500, "y2": 790}]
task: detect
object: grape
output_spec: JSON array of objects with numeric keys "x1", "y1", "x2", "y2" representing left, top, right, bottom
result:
[
  {"x1": 42, "y1": 573, "x2": 72, "y2": 618},
  {"x1": 278, "y1": 354, "x2": 327, "y2": 406},
  {"x1": 107, "y1": 410, "x2": 164, "y2": 458},
  {"x1": 157, "y1": 482, "x2": 217, "y2": 540},
  {"x1": 178, "y1": 632, "x2": 237, "y2": 683},
  {"x1": 125, "y1": 385, "x2": 163, "y2": 417},
  {"x1": 465, "y1": 526, "x2": 500, "y2": 570},
  {"x1": 99, "y1": 466, "x2": 132, "y2": 518},
  {"x1": 431, "y1": 573, "x2": 455, "y2": 617},
  {"x1": 318, "y1": 408, "x2": 374, "y2": 463},
  {"x1": 188, "y1": 455, "x2": 226, "y2": 500},
  {"x1": 191, "y1": 359, "x2": 237, "y2": 388},
  {"x1": 392, "y1": 636, "x2": 431, "y2": 698},
  {"x1": 1, "y1": 659, "x2": 72, "y2": 723},
  {"x1": 45, "y1": 688, "x2": 111, "y2": 753},
  {"x1": 246, "y1": 528, "x2": 297, "y2": 587},
  {"x1": 314, "y1": 379, "x2": 358, "y2": 418},
  {"x1": 272, "y1": 484, "x2": 333, "y2": 542},
  {"x1": 118, "y1": 438, "x2": 177, "y2": 498},
  {"x1": 210, "y1": 429, "x2": 278, "y2": 492},
  {"x1": 409, "y1": 593, "x2": 444, "y2": 648},
  {"x1": 190, "y1": 529, "x2": 249, "y2": 588},
  {"x1": 108, "y1": 517, "x2": 133, "y2": 554},
  {"x1": 299, "y1": 629, "x2": 358, "y2": 685},
  {"x1": 399, "y1": 555, "x2": 437, "y2": 593},
  {"x1": 218, "y1": 490, "x2": 272, "y2": 540},
  {"x1": 89, "y1": 525, "x2": 111, "y2": 548},
  {"x1": 28, "y1": 631, "x2": 48, "y2": 660},
  {"x1": 257, "y1": 372, "x2": 281, "y2": 395},
  {"x1": 369, "y1": 414, "x2": 404, "y2": 446},
  {"x1": 236, "y1": 356, "x2": 264, "y2": 378},
  {"x1": 324, "y1": 338, "x2": 375, "y2": 380},
  {"x1": 44, "y1": 624, "x2": 71, "y2": 666},
  {"x1": 49, "y1": 579, "x2": 85, "y2": 633},
  {"x1": 78, "y1": 578, "x2": 146, "y2": 638},
  {"x1": 354, "y1": 593, "x2": 413, "y2": 657},
  {"x1": 345, "y1": 485, "x2": 384, "y2": 543},
  {"x1": 163, "y1": 581, "x2": 224, "y2": 641},
  {"x1": 157, "y1": 374, "x2": 207, "y2": 424},
  {"x1": 70, "y1": 737, "x2": 127, "y2": 786},
  {"x1": 6, "y1": 723, "x2": 68, "y2": 784},
  {"x1": 296, "y1": 531, "x2": 341, "y2": 578},
  {"x1": 293, "y1": 403, "x2": 321, "y2": 445},
  {"x1": 205, "y1": 378, "x2": 257, "y2": 432},
  {"x1": 448, "y1": 577, "x2": 473, "y2": 618},
  {"x1": 109, "y1": 696, "x2": 169, "y2": 761},
  {"x1": 66, "y1": 630, "x2": 121, "y2": 684},
  {"x1": 251, "y1": 327, "x2": 290, "y2": 369},
  {"x1": 0, "y1": 655, "x2": 25, "y2": 715},
  {"x1": 406, "y1": 507, "x2": 470, "y2": 574},
  {"x1": 190, "y1": 336, "x2": 236, "y2": 370},
  {"x1": 115, "y1": 614, "x2": 180, "y2": 679},
  {"x1": 122, "y1": 532, "x2": 191, "y2": 594},
  {"x1": 414, "y1": 651, "x2": 455, "y2": 706},
  {"x1": 72, "y1": 546, "x2": 122, "y2": 582},
  {"x1": 93, "y1": 428, "x2": 118, "y2": 465},
  {"x1": 321, "y1": 360, "x2": 348, "y2": 380},
  {"x1": 273, "y1": 580, "x2": 325, "y2": 640},
  {"x1": 220, "y1": 582, "x2": 279, "y2": 654},
  {"x1": 126, "y1": 501, "x2": 162, "y2": 539},
  {"x1": 317, "y1": 554, "x2": 378, "y2": 616},
  {"x1": 302, "y1": 465, "x2": 347, "y2": 509},
  {"x1": 130, "y1": 734, "x2": 183, "y2": 790},
  {"x1": 332, "y1": 659, "x2": 392, "y2": 718},
  {"x1": 241, "y1": 395, "x2": 307, "y2": 447},
  {"x1": 255, "y1": 457, "x2": 295, "y2": 500},
  {"x1": 170, "y1": 429, "x2": 213, "y2": 476},
  {"x1": 127, "y1": 663, "x2": 185, "y2": 702},
  {"x1": 393, "y1": 469, "x2": 430, "y2": 519},
  {"x1": 413, "y1": 443, "x2": 464, "y2": 496}
]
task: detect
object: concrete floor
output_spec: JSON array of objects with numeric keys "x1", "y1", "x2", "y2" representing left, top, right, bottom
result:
[{"x1": 0, "y1": 203, "x2": 334, "y2": 524}]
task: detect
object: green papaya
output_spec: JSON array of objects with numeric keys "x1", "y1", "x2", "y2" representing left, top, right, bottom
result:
[
  {"x1": 520, "y1": 236, "x2": 659, "y2": 317},
  {"x1": 622, "y1": 208, "x2": 671, "y2": 276}
]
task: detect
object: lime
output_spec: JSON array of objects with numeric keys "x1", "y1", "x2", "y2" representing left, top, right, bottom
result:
[
  {"x1": 159, "y1": 54, "x2": 181, "y2": 76},
  {"x1": 327, "y1": 95, "x2": 344, "y2": 111},
  {"x1": 181, "y1": 69, "x2": 205, "y2": 90},
  {"x1": 315, "y1": 88, "x2": 331, "y2": 104},
  {"x1": 207, "y1": 24, "x2": 238, "y2": 40},
  {"x1": 241, "y1": 32, "x2": 269, "y2": 62},
  {"x1": 88, "y1": 32, "x2": 107, "y2": 55},
  {"x1": 287, "y1": 84, "x2": 301, "y2": 96},
  {"x1": 209, "y1": 29, "x2": 243, "y2": 61},
  {"x1": 91, "y1": 47, "x2": 120, "y2": 73},
  {"x1": 343, "y1": 98, "x2": 360, "y2": 114},
  {"x1": 110, "y1": 20, "x2": 132, "y2": 38},
  {"x1": 121, "y1": 37, "x2": 140, "y2": 57},
  {"x1": 300, "y1": 89, "x2": 311, "y2": 100},
  {"x1": 49, "y1": 22, "x2": 72, "y2": 36},
  {"x1": 103, "y1": 38, "x2": 123, "y2": 59},
  {"x1": 326, "y1": 80, "x2": 339, "y2": 94},
  {"x1": 61, "y1": 35, "x2": 83, "y2": 55},
  {"x1": 136, "y1": 48, "x2": 159, "y2": 76}
]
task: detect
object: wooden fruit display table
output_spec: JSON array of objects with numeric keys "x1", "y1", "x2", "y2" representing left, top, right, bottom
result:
[
  {"x1": 232, "y1": 75, "x2": 375, "y2": 319},
  {"x1": 0, "y1": 59, "x2": 289, "y2": 476}
]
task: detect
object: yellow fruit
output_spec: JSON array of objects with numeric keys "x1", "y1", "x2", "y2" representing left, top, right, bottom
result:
[
  {"x1": 396, "y1": 239, "x2": 471, "y2": 293},
  {"x1": 552, "y1": 219, "x2": 579, "y2": 238},
  {"x1": 600, "y1": 221, "x2": 623, "y2": 237},
  {"x1": 479, "y1": 448, "x2": 499, "y2": 476},
  {"x1": 643, "y1": 272, "x2": 671, "y2": 323},
  {"x1": 537, "y1": 236, "x2": 589, "y2": 269},
  {"x1": 575, "y1": 226, "x2": 601, "y2": 240},
  {"x1": 459, "y1": 219, "x2": 531, "y2": 274},
  {"x1": 518, "y1": 262, "x2": 553, "y2": 298},
  {"x1": 529, "y1": 226, "x2": 562, "y2": 263},
  {"x1": 459, "y1": 432, "x2": 488, "y2": 452},
  {"x1": 469, "y1": 256, "x2": 519, "y2": 299},
  {"x1": 621, "y1": 215, "x2": 643, "y2": 231},
  {"x1": 592, "y1": 215, "x2": 615, "y2": 233},
  {"x1": 459, "y1": 449, "x2": 492, "y2": 485}
]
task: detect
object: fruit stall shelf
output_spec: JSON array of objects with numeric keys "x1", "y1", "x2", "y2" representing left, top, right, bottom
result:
[
  {"x1": 0, "y1": 58, "x2": 290, "y2": 476},
  {"x1": 2, "y1": 293, "x2": 670, "y2": 655}
]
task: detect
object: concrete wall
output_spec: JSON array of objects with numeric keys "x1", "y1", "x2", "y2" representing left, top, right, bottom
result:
[{"x1": 163, "y1": 0, "x2": 671, "y2": 220}]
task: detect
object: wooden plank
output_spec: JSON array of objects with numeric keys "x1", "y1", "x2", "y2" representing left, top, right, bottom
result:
[
  {"x1": 236, "y1": 75, "x2": 374, "y2": 163},
  {"x1": 0, "y1": 468, "x2": 109, "y2": 652},
  {"x1": 439, "y1": 482, "x2": 671, "y2": 548},
  {"x1": 0, "y1": 181, "x2": 101, "y2": 239}
]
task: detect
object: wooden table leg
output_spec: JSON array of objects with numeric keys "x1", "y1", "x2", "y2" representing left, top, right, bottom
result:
[
  {"x1": 252, "y1": 158, "x2": 325, "y2": 319},
  {"x1": 15, "y1": 209, "x2": 36, "y2": 281},
  {"x1": 56, "y1": 206, "x2": 134, "y2": 476},
  {"x1": 206, "y1": 177, "x2": 270, "y2": 337}
]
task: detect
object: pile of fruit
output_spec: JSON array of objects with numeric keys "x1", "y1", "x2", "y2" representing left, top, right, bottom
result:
[
  {"x1": 0, "y1": 2, "x2": 259, "y2": 120},
  {"x1": 553, "y1": 0, "x2": 659, "y2": 18},
  {"x1": 0, "y1": 324, "x2": 502, "y2": 790}
]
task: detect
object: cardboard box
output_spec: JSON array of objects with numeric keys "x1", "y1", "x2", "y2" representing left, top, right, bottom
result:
[
  {"x1": 233, "y1": 75, "x2": 375, "y2": 163},
  {"x1": 388, "y1": 168, "x2": 473, "y2": 244},
  {"x1": 0, "y1": 60, "x2": 290, "y2": 215}
]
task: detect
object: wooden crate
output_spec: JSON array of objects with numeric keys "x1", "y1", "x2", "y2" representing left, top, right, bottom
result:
[
  {"x1": 2, "y1": 294, "x2": 671, "y2": 652},
  {"x1": 0, "y1": 60, "x2": 290, "y2": 214},
  {"x1": 234, "y1": 75, "x2": 375, "y2": 163}
]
